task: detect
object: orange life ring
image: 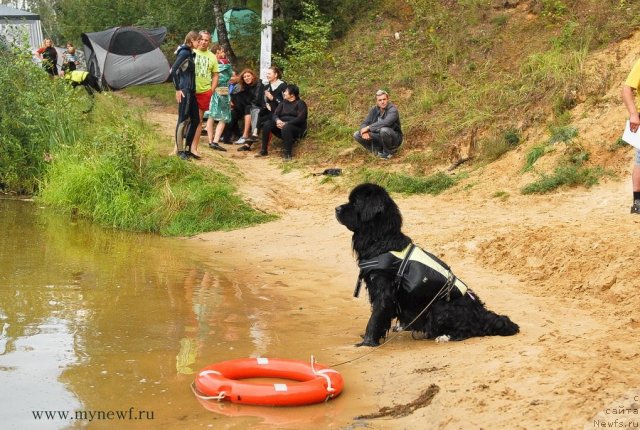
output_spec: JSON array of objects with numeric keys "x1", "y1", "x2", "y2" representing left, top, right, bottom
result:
[{"x1": 193, "y1": 357, "x2": 344, "y2": 406}]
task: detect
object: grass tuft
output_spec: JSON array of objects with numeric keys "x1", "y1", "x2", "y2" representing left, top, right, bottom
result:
[
  {"x1": 358, "y1": 168, "x2": 459, "y2": 195},
  {"x1": 521, "y1": 165, "x2": 605, "y2": 194}
]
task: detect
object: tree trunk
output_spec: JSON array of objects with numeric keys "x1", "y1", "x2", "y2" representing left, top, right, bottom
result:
[
  {"x1": 213, "y1": 0, "x2": 238, "y2": 66},
  {"x1": 272, "y1": 0, "x2": 285, "y2": 55}
]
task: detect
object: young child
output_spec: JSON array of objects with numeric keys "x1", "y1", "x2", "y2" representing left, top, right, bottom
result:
[{"x1": 62, "y1": 44, "x2": 78, "y2": 73}]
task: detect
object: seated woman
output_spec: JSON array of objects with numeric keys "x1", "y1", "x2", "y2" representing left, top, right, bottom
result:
[
  {"x1": 225, "y1": 68, "x2": 259, "y2": 144},
  {"x1": 237, "y1": 66, "x2": 286, "y2": 152},
  {"x1": 257, "y1": 84, "x2": 307, "y2": 160}
]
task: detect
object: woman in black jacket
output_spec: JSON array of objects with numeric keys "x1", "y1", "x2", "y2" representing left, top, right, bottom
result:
[
  {"x1": 36, "y1": 38, "x2": 58, "y2": 77},
  {"x1": 225, "y1": 68, "x2": 259, "y2": 144},
  {"x1": 170, "y1": 31, "x2": 200, "y2": 160},
  {"x1": 237, "y1": 66, "x2": 287, "y2": 152},
  {"x1": 258, "y1": 84, "x2": 307, "y2": 160}
]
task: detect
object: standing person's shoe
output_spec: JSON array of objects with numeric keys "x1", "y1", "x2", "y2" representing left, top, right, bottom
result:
[
  {"x1": 208, "y1": 142, "x2": 227, "y2": 152},
  {"x1": 631, "y1": 200, "x2": 640, "y2": 214},
  {"x1": 246, "y1": 135, "x2": 258, "y2": 142},
  {"x1": 187, "y1": 152, "x2": 201, "y2": 160},
  {"x1": 254, "y1": 151, "x2": 268, "y2": 158},
  {"x1": 237, "y1": 144, "x2": 252, "y2": 152},
  {"x1": 177, "y1": 151, "x2": 189, "y2": 160},
  {"x1": 282, "y1": 153, "x2": 292, "y2": 161}
]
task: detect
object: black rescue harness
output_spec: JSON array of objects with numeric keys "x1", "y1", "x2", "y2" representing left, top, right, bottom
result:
[{"x1": 354, "y1": 244, "x2": 469, "y2": 302}]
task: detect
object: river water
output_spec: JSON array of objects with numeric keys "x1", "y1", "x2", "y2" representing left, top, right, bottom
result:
[{"x1": 0, "y1": 199, "x2": 363, "y2": 430}]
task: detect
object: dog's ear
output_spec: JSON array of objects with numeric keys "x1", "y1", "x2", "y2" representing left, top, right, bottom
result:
[
  {"x1": 359, "y1": 194, "x2": 386, "y2": 222},
  {"x1": 353, "y1": 184, "x2": 392, "y2": 222}
]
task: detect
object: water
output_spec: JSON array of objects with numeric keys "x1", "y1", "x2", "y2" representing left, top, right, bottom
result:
[{"x1": 0, "y1": 199, "x2": 366, "y2": 429}]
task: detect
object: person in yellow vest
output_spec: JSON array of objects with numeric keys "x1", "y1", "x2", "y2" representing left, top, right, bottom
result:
[
  {"x1": 622, "y1": 61, "x2": 640, "y2": 214},
  {"x1": 61, "y1": 70, "x2": 102, "y2": 95}
]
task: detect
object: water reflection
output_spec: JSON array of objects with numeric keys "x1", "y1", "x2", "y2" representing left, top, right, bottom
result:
[
  {"x1": 0, "y1": 199, "x2": 356, "y2": 429},
  {"x1": 0, "y1": 199, "x2": 265, "y2": 428}
]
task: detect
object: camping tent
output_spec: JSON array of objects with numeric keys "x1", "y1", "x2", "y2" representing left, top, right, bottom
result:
[
  {"x1": 0, "y1": 5, "x2": 43, "y2": 50},
  {"x1": 81, "y1": 26, "x2": 169, "y2": 90},
  {"x1": 212, "y1": 8, "x2": 259, "y2": 43}
]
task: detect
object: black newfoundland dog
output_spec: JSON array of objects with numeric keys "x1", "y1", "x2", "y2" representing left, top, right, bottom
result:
[{"x1": 335, "y1": 183, "x2": 519, "y2": 347}]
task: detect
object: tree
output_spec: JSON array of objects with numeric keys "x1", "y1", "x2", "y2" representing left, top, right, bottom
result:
[{"x1": 213, "y1": 0, "x2": 237, "y2": 66}]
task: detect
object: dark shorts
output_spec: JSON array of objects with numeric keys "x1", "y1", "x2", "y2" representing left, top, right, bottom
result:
[{"x1": 196, "y1": 89, "x2": 213, "y2": 111}]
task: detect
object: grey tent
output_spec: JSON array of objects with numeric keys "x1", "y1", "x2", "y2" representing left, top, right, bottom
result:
[
  {"x1": 81, "y1": 26, "x2": 169, "y2": 90},
  {"x1": 0, "y1": 5, "x2": 43, "y2": 50}
]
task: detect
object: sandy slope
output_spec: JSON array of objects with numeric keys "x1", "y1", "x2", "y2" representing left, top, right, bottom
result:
[
  {"x1": 148, "y1": 137, "x2": 639, "y2": 428},
  {"x1": 145, "y1": 32, "x2": 640, "y2": 425}
]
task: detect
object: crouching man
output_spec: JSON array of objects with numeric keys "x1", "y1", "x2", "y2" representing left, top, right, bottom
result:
[{"x1": 353, "y1": 89, "x2": 402, "y2": 159}]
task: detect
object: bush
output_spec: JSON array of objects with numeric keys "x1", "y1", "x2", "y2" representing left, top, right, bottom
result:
[
  {"x1": 0, "y1": 50, "x2": 87, "y2": 194},
  {"x1": 276, "y1": 2, "x2": 332, "y2": 81},
  {"x1": 0, "y1": 51, "x2": 275, "y2": 236}
]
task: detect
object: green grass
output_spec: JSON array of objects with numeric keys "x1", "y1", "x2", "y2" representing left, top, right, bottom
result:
[
  {"x1": 38, "y1": 95, "x2": 275, "y2": 236},
  {"x1": 548, "y1": 125, "x2": 578, "y2": 144},
  {"x1": 523, "y1": 144, "x2": 551, "y2": 172},
  {"x1": 521, "y1": 165, "x2": 605, "y2": 194},
  {"x1": 357, "y1": 168, "x2": 459, "y2": 195},
  {"x1": 121, "y1": 83, "x2": 176, "y2": 108},
  {"x1": 492, "y1": 191, "x2": 510, "y2": 201}
]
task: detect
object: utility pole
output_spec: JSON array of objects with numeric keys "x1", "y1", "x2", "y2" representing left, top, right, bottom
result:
[{"x1": 259, "y1": 0, "x2": 273, "y2": 82}]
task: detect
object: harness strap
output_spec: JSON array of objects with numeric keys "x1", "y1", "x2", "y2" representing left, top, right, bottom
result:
[
  {"x1": 354, "y1": 274, "x2": 363, "y2": 297},
  {"x1": 395, "y1": 243, "x2": 416, "y2": 288}
]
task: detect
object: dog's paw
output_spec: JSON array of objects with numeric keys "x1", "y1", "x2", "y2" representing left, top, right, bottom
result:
[
  {"x1": 356, "y1": 338, "x2": 380, "y2": 347},
  {"x1": 435, "y1": 335, "x2": 451, "y2": 343},
  {"x1": 392, "y1": 323, "x2": 404, "y2": 332},
  {"x1": 411, "y1": 330, "x2": 427, "y2": 340}
]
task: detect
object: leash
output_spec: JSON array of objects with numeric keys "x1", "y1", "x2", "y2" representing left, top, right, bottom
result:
[{"x1": 330, "y1": 282, "x2": 447, "y2": 368}]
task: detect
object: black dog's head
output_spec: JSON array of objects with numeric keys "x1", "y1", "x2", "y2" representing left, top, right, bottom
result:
[
  {"x1": 335, "y1": 183, "x2": 405, "y2": 256},
  {"x1": 336, "y1": 183, "x2": 402, "y2": 232}
]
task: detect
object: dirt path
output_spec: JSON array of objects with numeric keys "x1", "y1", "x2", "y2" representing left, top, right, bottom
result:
[{"x1": 148, "y1": 107, "x2": 640, "y2": 429}]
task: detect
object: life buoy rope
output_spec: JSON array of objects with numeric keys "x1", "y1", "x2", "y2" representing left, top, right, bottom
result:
[{"x1": 193, "y1": 356, "x2": 344, "y2": 407}]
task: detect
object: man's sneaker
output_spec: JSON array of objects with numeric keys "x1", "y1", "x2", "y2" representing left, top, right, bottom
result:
[
  {"x1": 631, "y1": 199, "x2": 640, "y2": 214},
  {"x1": 377, "y1": 151, "x2": 392, "y2": 160},
  {"x1": 234, "y1": 136, "x2": 247, "y2": 144},
  {"x1": 209, "y1": 142, "x2": 227, "y2": 152},
  {"x1": 254, "y1": 151, "x2": 268, "y2": 157},
  {"x1": 237, "y1": 144, "x2": 252, "y2": 152}
]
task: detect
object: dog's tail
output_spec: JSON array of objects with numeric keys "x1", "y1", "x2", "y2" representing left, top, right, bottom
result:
[{"x1": 485, "y1": 313, "x2": 519, "y2": 336}]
